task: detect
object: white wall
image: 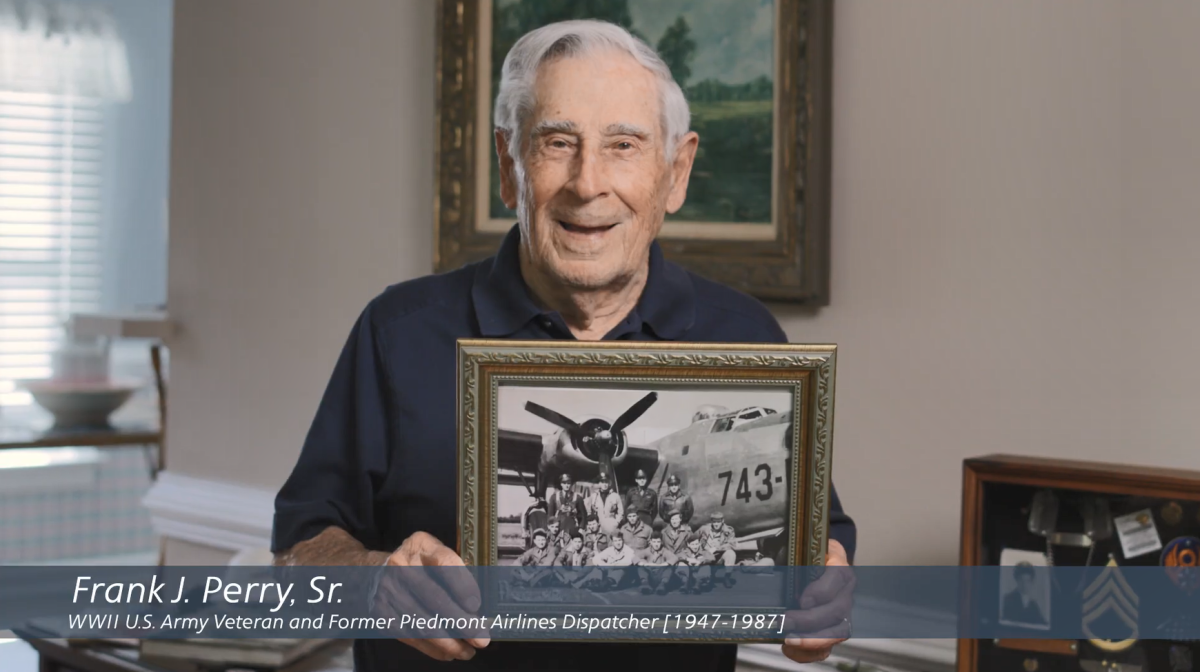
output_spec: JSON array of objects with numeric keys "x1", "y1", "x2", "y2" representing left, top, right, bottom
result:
[
  {"x1": 166, "y1": 0, "x2": 435, "y2": 490},
  {"x1": 774, "y1": 0, "x2": 1200, "y2": 564},
  {"x1": 165, "y1": 0, "x2": 1200, "y2": 565}
]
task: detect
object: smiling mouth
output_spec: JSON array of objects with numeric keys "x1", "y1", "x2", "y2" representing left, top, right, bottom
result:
[{"x1": 557, "y1": 220, "x2": 618, "y2": 235}]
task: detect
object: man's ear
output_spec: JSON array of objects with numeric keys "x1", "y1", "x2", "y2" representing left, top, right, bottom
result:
[
  {"x1": 496, "y1": 130, "x2": 518, "y2": 210},
  {"x1": 665, "y1": 131, "x2": 700, "y2": 214}
]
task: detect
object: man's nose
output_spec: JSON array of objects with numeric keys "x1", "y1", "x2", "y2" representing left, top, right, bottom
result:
[{"x1": 566, "y1": 147, "x2": 610, "y2": 201}]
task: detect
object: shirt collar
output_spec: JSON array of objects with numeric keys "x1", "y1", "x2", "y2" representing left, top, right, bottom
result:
[{"x1": 471, "y1": 224, "x2": 696, "y2": 339}]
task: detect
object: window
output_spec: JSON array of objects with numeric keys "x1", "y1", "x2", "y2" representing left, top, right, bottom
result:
[
  {"x1": 0, "y1": 90, "x2": 104, "y2": 405},
  {"x1": 0, "y1": 0, "x2": 168, "y2": 411}
]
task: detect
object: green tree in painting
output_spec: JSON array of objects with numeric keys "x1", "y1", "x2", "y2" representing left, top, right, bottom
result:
[{"x1": 655, "y1": 16, "x2": 696, "y2": 88}]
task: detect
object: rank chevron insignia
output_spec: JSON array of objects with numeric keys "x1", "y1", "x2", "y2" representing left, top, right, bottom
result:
[{"x1": 1083, "y1": 557, "x2": 1140, "y2": 651}]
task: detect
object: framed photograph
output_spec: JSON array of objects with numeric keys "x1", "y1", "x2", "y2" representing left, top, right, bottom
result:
[
  {"x1": 434, "y1": 0, "x2": 833, "y2": 304},
  {"x1": 457, "y1": 340, "x2": 836, "y2": 633},
  {"x1": 998, "y1": 548, "x2": 1052, "y2": 631}
]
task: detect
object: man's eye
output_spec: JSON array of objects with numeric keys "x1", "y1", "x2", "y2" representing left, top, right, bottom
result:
[
  {"x1": 615, "y1": 141, "x2": 634, "y2": 150},
  {"x1": 548, "y1": 139, "x2": 569, "y2": 149}
]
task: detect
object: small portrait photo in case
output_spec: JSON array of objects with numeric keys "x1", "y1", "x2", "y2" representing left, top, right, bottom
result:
[{"x1": 999, "y1": 548, "x2": 1052, "y2": 630}]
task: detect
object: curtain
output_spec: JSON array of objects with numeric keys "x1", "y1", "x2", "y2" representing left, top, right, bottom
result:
[{"x1": 0, "y1": 0, "x2": 130, "y2": 102}]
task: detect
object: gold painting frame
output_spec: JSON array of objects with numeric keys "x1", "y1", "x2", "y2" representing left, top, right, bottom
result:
[
  {"x1": 434, "y1": 0, "x2": 833, "y2": 304},
  {"x1": 456, "y1": 340, "x2": 835, "y2": 638}
]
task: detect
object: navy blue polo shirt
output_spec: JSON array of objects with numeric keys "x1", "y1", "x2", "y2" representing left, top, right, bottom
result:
[{"x1": 273, "y1": 225, "x2": 856, "y2": 671}]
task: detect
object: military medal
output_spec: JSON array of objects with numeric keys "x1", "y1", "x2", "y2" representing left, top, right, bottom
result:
[{"x1": 1163, "y1": 502, "x2": 1185, "y2": 526}]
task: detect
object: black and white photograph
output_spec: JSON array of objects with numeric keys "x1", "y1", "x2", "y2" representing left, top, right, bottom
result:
[
  {"x1": 998, "y1": 548, "x2": 1052, "y2": 630},
  {"x1": 494, "y1": 383, "x2": 795, "y2": 604}
]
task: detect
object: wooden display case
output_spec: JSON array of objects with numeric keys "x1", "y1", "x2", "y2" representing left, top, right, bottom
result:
[{"x1": 958, "y1": 454, "x2": 1200, "y2": 672}]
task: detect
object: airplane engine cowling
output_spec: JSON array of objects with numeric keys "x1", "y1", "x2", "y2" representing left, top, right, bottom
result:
[{"x1": 538, "y1": 425, "x2": 627, "y2": 483}]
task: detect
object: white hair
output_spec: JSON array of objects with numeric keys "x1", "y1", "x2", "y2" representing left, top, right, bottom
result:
[{"x1": 493, "y1": 20, "x2": 691, "y2": 159}]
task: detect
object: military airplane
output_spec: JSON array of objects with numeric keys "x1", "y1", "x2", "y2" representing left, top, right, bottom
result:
[{"x1": 498, "y1": 391, "x2": 797, "y2": 562}]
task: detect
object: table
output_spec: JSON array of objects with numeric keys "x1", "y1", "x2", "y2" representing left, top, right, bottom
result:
[
  {"x1": 19, "y1": 638, "x2": 352, "y2": 672},
  {"x1": 0, "y1": 419, "x2": 163, "y2": 479}
]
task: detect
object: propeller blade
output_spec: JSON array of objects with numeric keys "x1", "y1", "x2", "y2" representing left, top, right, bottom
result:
[
  {"x1": 525, "y1": 401, "x2": 580, "y2": 431},
  {"x1": 611, "y1": 392, "x2": 658, "y2": 433}
]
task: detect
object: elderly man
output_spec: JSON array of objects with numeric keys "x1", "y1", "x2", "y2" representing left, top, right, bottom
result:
[{"x1": 272, "y1": 18, "x2": 855, "y2": 671}]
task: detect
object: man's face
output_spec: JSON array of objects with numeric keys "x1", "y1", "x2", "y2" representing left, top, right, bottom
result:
[
  {"x1": 669, "y1": 514, "x2": 682, "y2": 529},
  {"x1": 548, "y1": 523, "x2": 560, "y2": 536},
  {"x1": 613, "y1": 535, "x2": 624, "y2": 550},
  {"x1": 1017, "y1": 574, "x2": 1035, "y2": 597},
  {"x1": 627, "y1": 512, "x2": 639, "y2": 526},
  {"x1": 650, "y1": 538, "x2": 663, "y2": 551},
  {"x1": 570, "y1": 537, "x2": 583, "y2": 551},
  {"x1": 497, "y1": 51, "x2": 699, "y2": 290},
  {"x1": 669, "y1": 483, "x2": 680, "y2": 494},
  {"x1": 635, "y1": 476, "x2": 647, "y2": 488},
  {"x1": 560, "y1": 477, "x2": 572, "y2": 491},
  {"x1": 534, "y1": 535, "x2": 547, "y2": 549},
  {"x1": 711, "y1": 520, "x2": 723, "y2": 532},
  {"x1": 587, "y1": 520, "x2": 599, "y2": 533},
  {"x1": 599, "y1": 481, "x2": 610, "y2": 493},
  {"x1": 687, "y1": 539, "x2": 700, "y2": 553}
]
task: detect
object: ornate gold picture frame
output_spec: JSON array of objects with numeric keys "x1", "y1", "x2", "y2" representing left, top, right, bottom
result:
[
  {"x1": 457, "y1": 340, "x2": 835, "y2": 628},
  {"x1": 434, "y1": 0, "x2": 833, "y2": 304}
]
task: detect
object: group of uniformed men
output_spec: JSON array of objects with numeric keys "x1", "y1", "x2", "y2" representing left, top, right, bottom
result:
[{"x1": 513, "y1": 471, "x2": 740, "y2": 594}]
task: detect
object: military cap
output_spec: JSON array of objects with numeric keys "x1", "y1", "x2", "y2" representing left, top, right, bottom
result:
[
  {"x1": 532, "y1": 528, "x2": 547, "y2": 539},
  {"x1": 635, "y1": 469, "x2": 648, "y2": 479},
  {"x1": 559, "y1": 472, "x2": 573, "y2": 482},
  {"x1": 667, "y1": 508, "x2": 683, "y2": 520},
  {"x1": 596, "y1": 471, "x2": 610, "y2": 482},
  {"x1": 650, "y1": 530, "x2": 663, "y2": 540},
  {"x1": 711, "y1": 512, "x2": 725, "y2": 522},
  {"x1": 667, "y1": 474, "x2": 681, "y2": 485},
  {"x1": 586, "y1": 512, "x2": 599, "y2": 522},
  {"x1": 687, "y1": 532, "x2": 703, "y2": 543}
]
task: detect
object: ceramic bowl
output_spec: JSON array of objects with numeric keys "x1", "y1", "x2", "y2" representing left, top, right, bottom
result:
[{"x1": 20, "y1": 380, "x2": 140, "y2": 429}]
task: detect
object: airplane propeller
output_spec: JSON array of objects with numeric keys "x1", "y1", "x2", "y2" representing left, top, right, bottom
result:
[
  {"x1": 524, "y1": 402, "x2": 580, "y2": 432},
  {"x1": 522, "y1": 392, "x2": 659, "y2": 491},
  {"x1": 612, "y1": 392, "x2": 657, "y2": 433}
]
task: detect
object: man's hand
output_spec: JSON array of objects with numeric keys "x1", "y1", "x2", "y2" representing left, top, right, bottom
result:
[
  {"x1": 781, "y1": 539, "x2": 854, "y2": 665},
  {"x1": 376, "y1": 532, "x2": 489, "y2": 662}
]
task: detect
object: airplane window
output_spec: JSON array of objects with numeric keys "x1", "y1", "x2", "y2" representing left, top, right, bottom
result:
[
  {"x1": 740, "y1": 411, "x2": 762, "y2": 420},
  {"x1": 765, "y1": 408, "x2": 777, "y2": 415},
  {"x1": 713, "y1": 418, "x2": 734, "y2": 433},
  {"x1": 681, "y1": 445, "x2": 689, "y2": 456}
]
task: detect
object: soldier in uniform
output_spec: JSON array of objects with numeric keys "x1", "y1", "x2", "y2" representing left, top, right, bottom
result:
[
  {"x1": 520, "y1": 497, "x2": 549, "y2": 549},
  {"x1": 513, "y1": 528, "x2": 556, "y2": 587},
  {"x1": 624, "y1": 468, "x2": 658, "y2": 527},
  {"x1": 582, "y1": 513, "x2": 610, "y2": 556},
  {"x1": 698, "y1": 512, "x2": 738, "y2": 588},
  {"x1": 619, "y1": 508, "x2": 651, "y2": 551},
  {"x1": 585, "y1": 472, "x2": 624, "y2": 536},
  {"x1": 545, "y1": 519, "x2": 568, "y2": 555},
  {"x1": 588, "y1": 531, "x2": 638, "y2": 590},
  {"x1": 636, "y1": 531, "x2": 680, "y2": 595},
  {"x1": 674, "y1": 532, "x2": 715, "y2": 594},
  {"x1": 661, "y1": 509, "x2": 690, "y2": 556},
  {"x1": 553, "y1": 532, "x2": 593, "y2": 588},
  {"x1": 548, "y1": 472, "x2": 586, "y2": 536},
  {"x1": 657, "y1": 474, "x2": 693, "y2": 527}
]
